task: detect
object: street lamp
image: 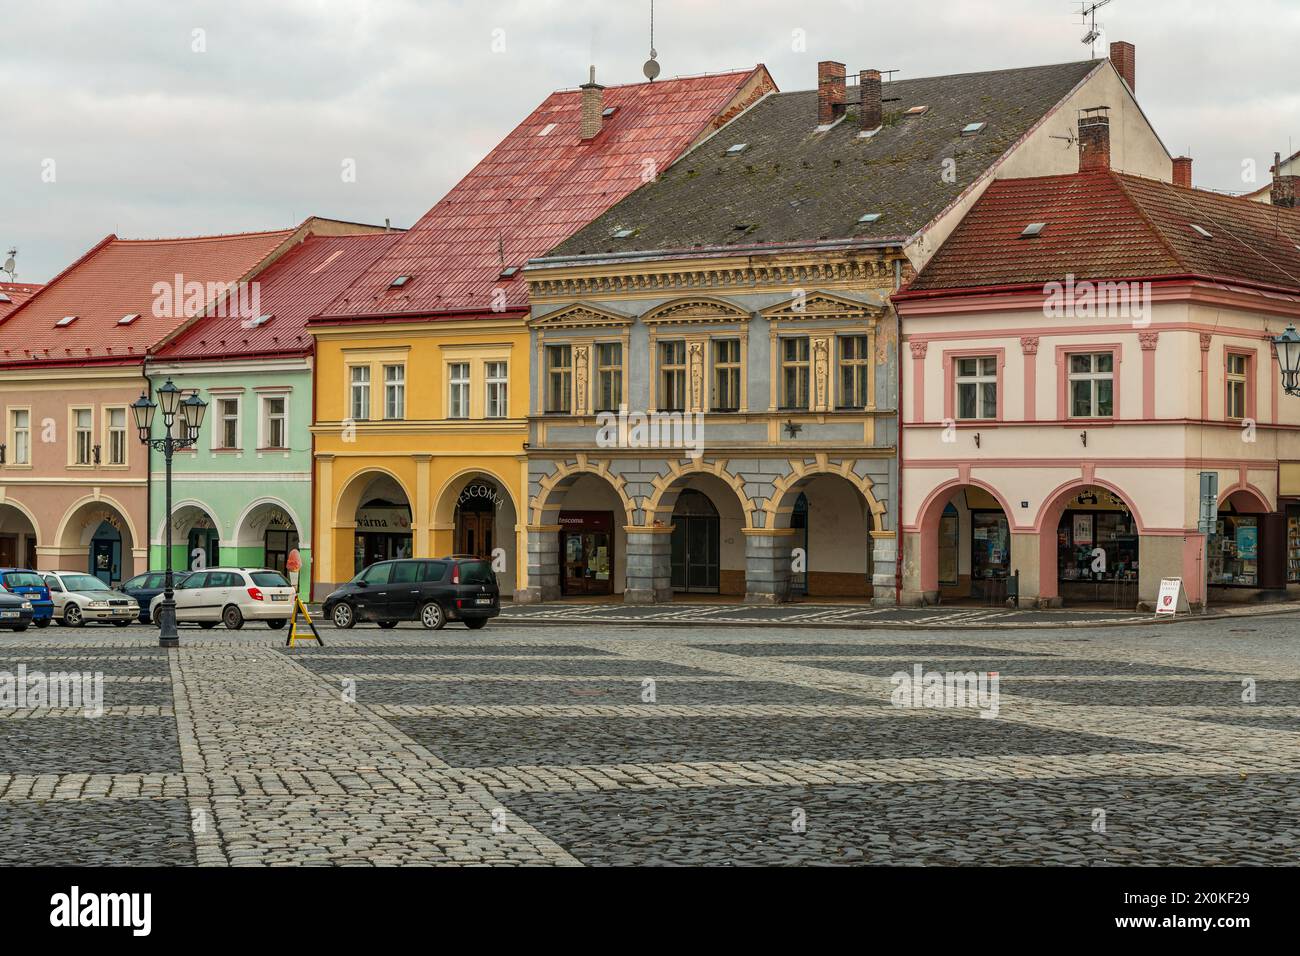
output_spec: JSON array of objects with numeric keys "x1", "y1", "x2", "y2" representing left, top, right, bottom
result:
[
  {"x1": 1273, "y1": 324, "x2": 1300, "y2": 397},
  {"x1": 133, "y1": 379, "x2": 207, "y2": 648}
]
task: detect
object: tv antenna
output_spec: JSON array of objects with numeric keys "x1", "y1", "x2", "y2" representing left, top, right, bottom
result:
[
  {"x1": 643, "y1": 0, "x2": 660, "y2": 81},
  {"x1": 2, "y1": 249, "x2": 15, "y2": 282},
  {"x1": 1079, "y1": 0, "x2": 1112, "y2": 58}
]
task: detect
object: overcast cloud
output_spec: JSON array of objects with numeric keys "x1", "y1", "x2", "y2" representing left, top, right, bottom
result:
[{"x1": 3, "y1": 0, "x2": 1298, "y2": 281}]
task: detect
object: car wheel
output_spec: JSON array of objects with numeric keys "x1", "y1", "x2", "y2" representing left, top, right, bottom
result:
[
  {"x1": 34, "y1": 618, "x2": 50, "y2": 629},
  {"x1": 331, "y1": 603, "x2": 356, "y2": 629},
  {"x1": 464, "y1": 618, "x2": 487, "y2": 630},
  {"x1": 12, "y1": 624, "x2": 28, "y2": 632},
  {"x1": 222, "y1": 605, "x2": 244, "y2": 630},
  {"x1": 200, "y1": 621, "x2": 219, "y2": 630},
  {"x1": 419, "y1": 602, "x2": 446, "y2": 631},
  {"x1": 266, "y1": 618, "x2": 286, "y2": 630},
  {"x1": 64, "y1": 605, "x2": 84, "y2": 627},
  {"x1": 378, "y1": 620, "x2": 398, "y2": 629}
]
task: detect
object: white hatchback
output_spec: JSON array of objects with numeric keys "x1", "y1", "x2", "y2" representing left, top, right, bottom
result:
[{"x1": 148, "y1": 568, "x2": 295, "y2": 630}]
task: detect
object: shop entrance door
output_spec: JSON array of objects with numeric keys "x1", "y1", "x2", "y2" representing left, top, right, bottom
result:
[
  {"x1": 970, "y1": 511, "x2": 1009, "y2": 600},
  {"x1": 670, "y1": 490, "x2": 720, "y2": 593},
  {"x1": 559, "y1": 512, "x2": 613, "y2": 596}
]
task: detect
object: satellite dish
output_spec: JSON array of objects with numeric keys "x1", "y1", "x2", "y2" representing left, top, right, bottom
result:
[
  {"x1": 2, "y1": 257, "x2": 13, "y2": 276},
  {"x1": 643, "y1": 55, "x2": 660, "y2": 81}
]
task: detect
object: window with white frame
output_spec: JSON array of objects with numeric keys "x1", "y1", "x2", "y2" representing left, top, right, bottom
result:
[
  {"x1": 658, "y1": 340, "x2": 687, "y2": 412},
  {"x1": 448, "y1": 362, "x2": 470, "y2": 419},
  {"x1": 349, "y1": 366, "x2": 371, "y2": 421},
  {"x1": 780, "y1": 337, "x2": 810, "y2": 410},
  {"x1": 216, "y1": 398, "x2": 240, "y2": 449},
  {"x1": 261, "y1": 395, "x2": 287, "y2": 449},
  {"x1": 838, "y1": 335, "x2": 871, "y2": 409},
  {"x1": 1068, "y1": 352, "x2": 1114, "y2": 418},
  {"x1": 107, "y1": 408, "x2": 127, "y2": 464},
  {"x1": 712, "y1": 339, "x2": 741, "y2": 412},
  {"x1": 74, "y1": 408, "x2": 93, "y2": 464},
  {"x1": 595, "y1": 344, "x2": 622, "y2": 412},
  {"x1": 955, "y1": 356, "x2": 998, "y2": 420},
  {"x1": 545, "y1": 345, "x2": 571, "y2": 413},
  {"x1": 383, "y1": 364, "x2": 405, "y2": 420},
  {"x1": 485, "y1": 361, "x2": 508, "y2": 418},
  {"x1": 1226, "y1": 352, "x2": 1251, "y2": 420},
  {"x1": 10, "y1": 410, "x2": 29, "y2": 465}
]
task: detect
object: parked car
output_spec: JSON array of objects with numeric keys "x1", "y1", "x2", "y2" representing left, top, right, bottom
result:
[
  {"x1": 121, "y1": 570, "x2": 192, "y2": 623},
  {"x1": 148, "y1": 568, "x2": 295, "y2": 630},
  {"x1": 43, "y1": 572, "x2": 139, "y2": 626},
  {"x1": 322, "y1": 557, "x2": 500, "y2": 630},
  {"x1": 0, "y1": 568, "x2": 53, "y2": 627},
  {"x1": 0, "y1": 591, "x2": 35, "y2": 631}
]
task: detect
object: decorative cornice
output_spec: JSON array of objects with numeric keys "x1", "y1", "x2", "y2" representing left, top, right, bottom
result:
[{"x1": 642, "y1": 297, "x2": 751, "y2": 325}]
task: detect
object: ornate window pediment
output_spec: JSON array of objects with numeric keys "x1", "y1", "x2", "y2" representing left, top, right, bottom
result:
[
  {"x1": 759, "y1": 290, "x2": 885, "y2": 322},
  {"x1": 641, "y1": 297, "x2": 751, "y2": 326},
  {"x1": 530, "y1": 302, "x2": 633, "y2": 331}
]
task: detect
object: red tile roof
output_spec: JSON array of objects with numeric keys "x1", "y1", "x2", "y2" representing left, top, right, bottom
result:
[
  {"x1": 0, "y1": 230, "x2": 296, "y2": 367},
  {"x1": 318, "y1": 68, "x2": 771, "y2": 323},
  {"x1": 0, "y1": 282, "x2": 42, "y2": 320},
  {"x1": 154, "y1": 232, "x2": 403, "y2": 361},
  {"x1": 904, "y1": 170, "x2": 1300, "y2": 295}
]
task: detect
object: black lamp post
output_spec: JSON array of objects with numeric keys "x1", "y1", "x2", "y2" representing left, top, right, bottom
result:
[
  {"x1": 1273, "y1": 324, "x2": 1300, "y2": 397},
  {"x1": 133, "y1": 379, "x2": 207, "y2": 648}
]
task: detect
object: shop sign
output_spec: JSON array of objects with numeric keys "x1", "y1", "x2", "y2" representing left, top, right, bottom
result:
[
  {"x1": 355, "y1": 508, "x2": 411, "y2": 531},
  {"x1": 1156, "y1": 578, "x2": 1186, "y2": 616}
]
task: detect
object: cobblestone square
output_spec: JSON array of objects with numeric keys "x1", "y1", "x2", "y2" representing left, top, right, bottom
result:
[{"x1": 2, "y1": 613, "x2": 1299, "y2": 866}]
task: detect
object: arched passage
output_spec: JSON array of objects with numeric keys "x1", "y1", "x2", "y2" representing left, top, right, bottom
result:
[
  {"x1": 1036, "y1": 480, "x2": 1143, "y2": 607},
  {"x1": 0, "y1": 500, "x2": 41, "y2": 569},
  {"x1": 770, "y1": 473, "x2": 877, "y2": 600},
  {"x1": 1211, "y1": 486, "x2": 1279, "y2": 593},
  {"x1": 335, "y1": 470, "x2": 413, "y2": 577},
  {"x1": 914, "y1": 480, "x2": 1015, "y2": 604},
  {"x1": 154, "y1": 500, "x2": 222, "y2": 573},
  {"x1": 232, "y1": 499, "x2": 305, "y2": 590},
  {"x1": 524, "y1": 463, "x2": 635, "y2": 601},
  {"x1": 433, "y1": 470, "x2": 519, "y2": 598},
  {"x1": 54, "y1": 496, "x2": 139, "y2": 585},
  {"x1": 647, "y1": 471, "x2": 749, "y2": 597}
]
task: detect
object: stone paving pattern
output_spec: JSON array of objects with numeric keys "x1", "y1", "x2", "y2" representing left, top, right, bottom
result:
[{"x1": 1, "y1": 615, "x2": 1299, "y2": 866}]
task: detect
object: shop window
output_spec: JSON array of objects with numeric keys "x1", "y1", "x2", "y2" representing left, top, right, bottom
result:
[
  {"x1": 1287, "y1": 506, "x2": 1300, "y2": 585},
  {"x1": 1058, "y1": 505, "x2": 1138, "y2": 582},
  {"x1": 938, "y1": 504, "x2": 959, "y2": 586},
  {"x1": 1210, "y1": 513, "x2": 1259, "y2": 587}
]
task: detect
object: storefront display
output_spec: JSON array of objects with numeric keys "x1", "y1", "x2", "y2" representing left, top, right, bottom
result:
[
  {"x1": 559, "y1": 511, "x2": 614, "y2": 596},
  {"x1": 1287, "y1": 505, "x2": 1300, "y2": 585},
  {"x1": 970, "y1": 511, "x2": 1009, "y2": 599},
  {"x1": 1210, "y1": 514, "x2": 1259, "y2": 586},
  {"x1": 353, "y1": 506, "x2": 413, "y2": 574},
  {"x1": 1058, "y1": 509, "x2": 1138, "y2": 581}
]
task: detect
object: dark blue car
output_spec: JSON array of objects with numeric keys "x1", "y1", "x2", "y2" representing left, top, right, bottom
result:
[
  {"x1": 0, "y1": 569, "x2": 53, "y2": 627},
  {"x1": 121, "y1": 571, "x2": 192, "y2": 623}
]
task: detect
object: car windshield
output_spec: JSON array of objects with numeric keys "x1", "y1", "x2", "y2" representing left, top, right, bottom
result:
[
  {"x1": 3, "y1": 572, "x2": 44, "y2": 588},
  {"x1": 458, "y1": 561, "x2": 495, "y2": 585},
  {"x1": 61, "y1": 575, "x2": 110, "y2": 591},
  {"x1": 251, "y1": 571, "x2": 290, "y2": 588}
]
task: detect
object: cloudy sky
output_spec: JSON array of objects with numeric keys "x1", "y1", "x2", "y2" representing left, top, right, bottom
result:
[{"x1": 4, "y1": 0, "x2": 1297, "y2": 282}]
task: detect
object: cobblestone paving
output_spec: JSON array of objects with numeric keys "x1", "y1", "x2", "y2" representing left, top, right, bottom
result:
[{"x1": 1, "y1": 614, "x2": 1299, "y2": 866}]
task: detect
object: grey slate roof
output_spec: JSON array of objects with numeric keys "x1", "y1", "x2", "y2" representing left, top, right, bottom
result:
[{"x1": 547, "y1": 59, "x2": 1102, "y2": 259}]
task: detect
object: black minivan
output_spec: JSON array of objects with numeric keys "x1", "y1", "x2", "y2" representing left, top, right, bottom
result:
[{"x1": 323, "y1": 557, "x2": 500, "y2": 630}]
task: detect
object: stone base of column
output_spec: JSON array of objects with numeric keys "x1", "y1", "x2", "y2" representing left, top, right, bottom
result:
[
  {"x1": 524, "y1": 528, "x2": 561, "y2": 605},
  {"x1": 871, "y1": 535, "x2": 898, "y2": 606},
  {"x1": 744, "y1": 532, "x2": 793, "y2": 605},
  {"x1": 625, "y1": 530, "x2": 672, "y2": 605}
]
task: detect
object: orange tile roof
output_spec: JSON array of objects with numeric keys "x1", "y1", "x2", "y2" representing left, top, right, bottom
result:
[
  {"x1": 154, "y1": 232, "x2": 403, "y2": 361},
  {"x1": 0, "y1": 230, "x2": 295, "y2": 368},
  {"x1": 0, "y1": 282, "x2": 42, "y2": 320},
  {"x1": 319, "y1": 68, "x2": 771, "y2": 323},
  {"x1": 903, "y1": 170, "x2": 1300, "y2": 295}
]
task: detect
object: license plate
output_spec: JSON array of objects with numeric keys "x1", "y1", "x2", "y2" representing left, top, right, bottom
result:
[
  {"x1": 0, "y1": 611, "x2": 17, "y2": 619},
  {"x1": 271, "y1": 594, "x2": 290, "y2": 601},
  {"x1": 475, "y1": 597, "x2": 492, "y2": 605}
]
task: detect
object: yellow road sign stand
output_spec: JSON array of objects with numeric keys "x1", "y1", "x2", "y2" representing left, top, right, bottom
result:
[{"x1": 286, "y1": 595, "x2": 324, "y2": 647}]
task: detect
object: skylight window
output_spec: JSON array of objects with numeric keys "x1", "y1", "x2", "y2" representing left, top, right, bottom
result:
[
  {"x1": 905, "y1": 106, "x2": 930, "y2": 116},
  {"x1": 499, "y1": 266, "x2": 519, "y2": 279},
  {"x1": 117, "y1": 313, "x2": 140, "y2": 325},
  {"x1": 0, "y1": 293, "x2": 11, "y2": 304},
  {"x1": 1020, "y1": 223, "x2": 1047, "y2": 238},
  {"x1": 858, "y1": 213, "x2": 882, "y2": 223},
  {"x1": 611, "y1": 228, "x2": 634, "y2": 239},
  {"x1": 602, "y1": 107, "x2": 617, "y2": 118},
  {"x1": 961, "y1": 122, "x2": 987, "y2": 136},
  {"x1": 726, "y1": 143, "x2": 749, "y2": 155},
  {"x1": 538, "y1": 123, "x2": 557, "y2": 136},
  {"x1": 56, "y1": 315, "x2": 78, "y2": 327},
  {"x1": 389, "y1": 275, "x2": 412, "y2": 288},
  {"x1": 1190, "y1": 224, "x2": 1213, "y2": 239},
  {"x1": 246, "y1": 314, "x2": 274, "y2": 328}
]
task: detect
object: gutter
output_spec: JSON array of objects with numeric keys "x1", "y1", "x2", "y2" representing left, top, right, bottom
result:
[{"x1": 141, "y1": 359, "x2": 152, "y2": 572}]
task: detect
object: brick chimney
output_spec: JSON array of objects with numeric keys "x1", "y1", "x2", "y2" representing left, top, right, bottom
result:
[
  {"x1": 1110, "y1": 41, "x2": 1136, "y2": 94},
  {"x1": 817, "y1": 61, "x2": 846, "y2": 125},
  {"x1": 1271, "y1": 152, "x2": 1299, "y2": 208},
  {"x1": 1172, "y1": 156, "x2": 1193, "y2": 188},
  {"x1": 859, "y1": 69, "x2": 882, "y2": 131},
  {"x1": 1078, "y1": 109, "x2": 1111, "y2": 172},
  {"x1": 580, "y1": 65, "x2": 605, "y2": 140}
]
